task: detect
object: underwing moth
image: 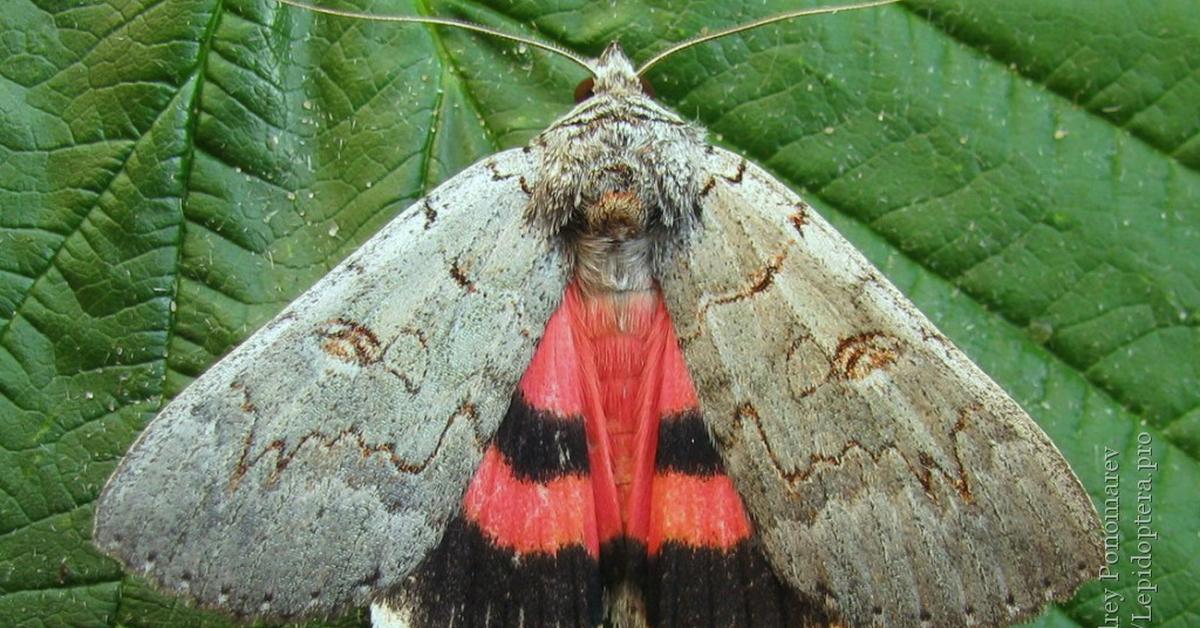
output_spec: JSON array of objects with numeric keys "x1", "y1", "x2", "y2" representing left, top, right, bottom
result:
[{"x1": 92, "y1": 1, "x2": 1104, "y2": 626}]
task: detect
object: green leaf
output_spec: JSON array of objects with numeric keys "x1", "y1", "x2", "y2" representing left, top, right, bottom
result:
[{"x1": 1, "y1": 0, "x2": 1196, "y2": 626}]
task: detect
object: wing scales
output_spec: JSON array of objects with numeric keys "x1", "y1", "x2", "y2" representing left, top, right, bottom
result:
[
  {"x1": 93, "y1": 148, "x2": 568, "y2": 619},
  {"x1": 660, "y1": 147, "x2": 1101, "y2": 627}
]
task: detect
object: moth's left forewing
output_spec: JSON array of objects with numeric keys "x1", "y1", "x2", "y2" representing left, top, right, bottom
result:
[
  {"x1": 660, "y1": 147, "x2": 1102, "y2": 627},
  {"x1": 93, "y1": 148, "x2": 568, "y2": 620}
]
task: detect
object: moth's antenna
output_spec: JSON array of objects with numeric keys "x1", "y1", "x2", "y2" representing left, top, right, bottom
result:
[
  {"x1": 637, "y1": 0, "x2": 901, "y2": 75},
  {"x1": 275, "y1": 0, "x2": 595, "y2": 73}
]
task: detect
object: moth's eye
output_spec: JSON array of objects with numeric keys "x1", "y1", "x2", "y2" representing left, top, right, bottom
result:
[
  {"x1": 574, "y1": 77, "x2": 596, "y2": 103},
  {"x1": 638, "y1": 76, "x2": 655, "y2": 99}
]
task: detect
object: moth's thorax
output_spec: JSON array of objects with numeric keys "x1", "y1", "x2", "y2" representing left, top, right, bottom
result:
[{"x1": 527, "y1": 45, "x2": 706, "y2": 296}]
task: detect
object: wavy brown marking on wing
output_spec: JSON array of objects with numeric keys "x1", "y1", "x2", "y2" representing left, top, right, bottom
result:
[
  {"x1": 315, "y1": 318, "x2": 383, "y2": 366},
  {"x1": 697, "y1": 154, "x2": 742, "y2": 198},
  {"x1": 382, "y1": 327, "x2": 428, "y2": 395},
  {"x1": 422, "y1": 199, "x2": 438, "y2": 230},
  {"x1": 790, "y1": 202, "x2": 810, "y2": 236},
  {"x1": 723, "y1": 159, "x2": 747, "y2": 184},
  {"x1": 449, "y1": 258, "x2": 476, "y2": 293},
  {"x1": 227, "y1": 399, "x2": 483, "y2": 493},
  {"x1": 727, "y1": 401, "x2": 974, "y2": 515},
  {"x1": 398, "y1": 325, "x2": 428, "y2": 350},
  {"x1": 385, "y1": 369, "x2": 421, "y2": 395},
  {"x1": 831, "y1": 332, "x2": 902, "y2": 380},
  {"x1": 229, "y1": 381, "x2": 258, "y2": 417},
  {"x1": 713, "y1": 251, "x2": 786, "y2": 305},
  {"x1": 486, "y1": 160, "x2": 514, "y2": 181},
  {"x1": 946, "y1": 404, "x2": 977, "y2": 502},
  {"x1": 679, "y1": 251, "x2": 788, "y2": 345}
]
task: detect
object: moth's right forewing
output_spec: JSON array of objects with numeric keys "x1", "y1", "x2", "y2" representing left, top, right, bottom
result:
[
  {"x1": 93, "y1": 148, "x2": 567, "y2": 620},
  {"x1": 661, "y1": 147, "x2": 1102, "y2": 627}
]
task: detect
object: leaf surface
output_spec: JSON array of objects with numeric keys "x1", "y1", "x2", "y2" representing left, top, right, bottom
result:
[{"x1": 1, "y1": 0, "x2": 1196, "y2": 626}]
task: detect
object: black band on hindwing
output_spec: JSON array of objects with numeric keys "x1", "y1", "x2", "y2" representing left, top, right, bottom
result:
[
  {"x1": 388, "y1": 517, "x2": 603, "y2": 628},
  {"x1": 493, "y1": 392, "x2": 589, "y2": 482},
  {"x1": 655, "y1": 410, "x2": 724, "y2": 476}
]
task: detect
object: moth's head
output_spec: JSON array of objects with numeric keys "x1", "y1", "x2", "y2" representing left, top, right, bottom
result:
[{"x1": 573, "y1": 44, "x2": 655, "y2": 103}]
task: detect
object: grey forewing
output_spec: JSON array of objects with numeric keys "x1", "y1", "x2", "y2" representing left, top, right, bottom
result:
[
  {"x1": 92, "y1": 148, "x2": 568, "y2": 619},
  {"x1": 659, "y1": 146, "x2": 1102, "y2": 627}
]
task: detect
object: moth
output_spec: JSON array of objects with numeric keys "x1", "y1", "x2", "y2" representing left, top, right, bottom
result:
[{"x1": 93, "y1": 1, "x2": 1103, "y2": 626}]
